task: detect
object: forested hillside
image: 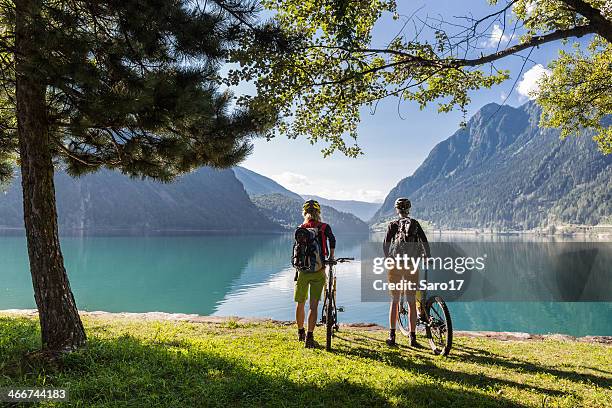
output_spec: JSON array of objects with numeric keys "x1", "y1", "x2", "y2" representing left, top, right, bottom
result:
[
  {"x1": 252, "y1": 194, "x2": 369, "y2": 234},
  {"x1": 374, "y1": 102, "x2": 612, "y2": 229},
  {"x1": 301, "y1": 195, "x2": 380, "y2": 222},
  {"x1": 233, "y1": 166, "x2": 303, "y2": 200},
  {"x1": 0, "y1": 168, "x2": 281, "y2": 232},
  {"x1": 234, "y1": 166, "x2": 379, "y2": 223}
]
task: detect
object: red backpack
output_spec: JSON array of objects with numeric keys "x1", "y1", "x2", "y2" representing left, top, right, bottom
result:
[{"x1": 300, "y1": 220, "x2": 329, "y2": 258}]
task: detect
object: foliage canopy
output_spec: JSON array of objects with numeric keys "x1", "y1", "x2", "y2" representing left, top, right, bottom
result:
[
  {"x1": 0, "y1": 0, "x2": 278, "y2": 182},
  {"x1": 232, "y1": 0, "x2": 612, "y2": 156}
]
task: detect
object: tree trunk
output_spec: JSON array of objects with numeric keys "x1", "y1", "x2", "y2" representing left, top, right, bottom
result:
[{"x1": 15, "y1": 0, "x2": 86, "y2": 352}]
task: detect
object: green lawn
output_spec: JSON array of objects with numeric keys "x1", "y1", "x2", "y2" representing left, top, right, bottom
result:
[{"x1": 0, "y1": 315, "x2": 610, "y2": 407}]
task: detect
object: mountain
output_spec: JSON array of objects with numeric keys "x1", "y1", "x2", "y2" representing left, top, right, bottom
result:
[
  {"x1": 301, "y1": 195, "x2": 380, "y2": 222},
  {"x1": 232, "y1": 166, "x2": 302, "y2": 200},
  {"x1": 374, "y1": 101, "x2": 612, "y2": 229},
  {"x1": 0, "y1": 167, "x2": 282, "y2": 232},
  {"x1": 234, "y1": 166, "x2": 380, "y2": 222},
  {"x1": 251, "y1": 193, "x2": 369, "y2": 234}
]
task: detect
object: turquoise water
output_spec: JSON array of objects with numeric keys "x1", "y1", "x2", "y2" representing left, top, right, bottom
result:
[{"x1": 1, "y1": 233, "x2": 610, "y2": 336}]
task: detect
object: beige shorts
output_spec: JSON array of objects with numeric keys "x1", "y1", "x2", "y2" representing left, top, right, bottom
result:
[{"x1": 387, "y1": 266, "x2": 419, "y2": 302}]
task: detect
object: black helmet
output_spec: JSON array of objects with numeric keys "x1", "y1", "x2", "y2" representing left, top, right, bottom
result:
[
  {"x1": 303, "y1": 200, "x2": 321, "y2": 212},
  {"x1": 394, "y1": 197, "x2": 411, "y2": 211}
]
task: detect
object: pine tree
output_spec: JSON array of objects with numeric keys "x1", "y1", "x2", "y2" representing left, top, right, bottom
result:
[{"x1": 1, "y1": 0, "x2": 275, "y2": 353}]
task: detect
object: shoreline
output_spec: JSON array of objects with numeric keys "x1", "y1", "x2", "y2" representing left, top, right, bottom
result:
[
  {"x1": 397, "y1": 228, "x2": 612, "y2": 238},
  {"x1": 431, "y1": 229, "x2": 612, "y2": 238},
  {"x1": 2, "y1": 309, "x2": 610, "y2": 345},
  {"x1": 2, "y1": 226, "x2": 610, "y2": 238}
]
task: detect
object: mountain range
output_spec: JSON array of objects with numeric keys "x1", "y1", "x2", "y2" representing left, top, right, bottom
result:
[
  {"x1": 2, "y1": 101, "x2": 609, "y2": 233},
  {"x1": 0, "y1": 167, "x2": 369, "y2": 233},
  {"x1": 251, "y1": 194, "x2": 369, "y2": 234},
  {"x1": 233, "y1": 166, "x2": 379, "y2": 222},
  {"x1": 300, "y1": 195, "x2": 380, "y2": 222},
  {"x1": 232, "y1": 166, "x2": 303, "y2": 200},
  {"x1": 374, "y1": 101, "x2": 612, "y2": 229},
  {"x1": 0, "y1": 168, "x2": 283, "y2": 233}
]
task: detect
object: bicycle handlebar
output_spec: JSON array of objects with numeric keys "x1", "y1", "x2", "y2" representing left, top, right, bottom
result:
[{"x1": 324, "y1": 257, "x2": 354, "y2": 265}]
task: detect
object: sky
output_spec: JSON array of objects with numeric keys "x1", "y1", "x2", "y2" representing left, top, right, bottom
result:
[{"x1": 241, "y1": 1, "x2": 583, "y2": 203}]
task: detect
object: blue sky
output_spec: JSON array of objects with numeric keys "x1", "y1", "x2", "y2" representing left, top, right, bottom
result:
[{"x1": 242, "y1": 0, "x2": 584, "y2": 203}]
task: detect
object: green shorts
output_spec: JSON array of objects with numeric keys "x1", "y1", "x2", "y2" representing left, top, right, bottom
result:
[{"x1": 294, "y1": 269, "x2": 326, "y2": 303}]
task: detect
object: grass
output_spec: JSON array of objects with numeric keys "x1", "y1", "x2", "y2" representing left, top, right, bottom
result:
[{"x1": 0, "y1": 315, "x2": 611, "y2": 407}]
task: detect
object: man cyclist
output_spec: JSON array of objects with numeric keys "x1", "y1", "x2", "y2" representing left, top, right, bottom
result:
[
  {"x1": 295, "y1": 200, "x2": 336, "y2": 348},
  {"x1": 383, "y1": 197, "x2": 430, "y2": 347}
]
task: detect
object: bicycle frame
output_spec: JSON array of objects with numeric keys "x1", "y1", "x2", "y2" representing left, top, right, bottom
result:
[
  {"x1": 322, "y1": 264, "x2": 337, "y2": 323},
  {"x1": 398, "y1": 265, "x2": 432, "y2": 331},
  {"x1": 419, "y1": 267, "x2": 429, "y2": 313},
  {"x1": 397, "y1": 263, "x2": 453, "y2": 355},
  {"x1": 321, "y1": 257, "x2": 353, "y2": 351}
]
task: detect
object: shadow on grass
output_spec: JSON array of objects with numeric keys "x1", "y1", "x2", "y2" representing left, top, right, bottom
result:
[
  {"x1": 1, "y1": 318, "x2": 527, "y2": 407},
  {"x1": 337, "y1": 331, "x2": 611, "y2": 395},
  {"x1": 333, "y1": 338, "x2": 564, "y2": 400},
  {"x1": 451, "y1": 343, "x2": 612, "y2": 389}
]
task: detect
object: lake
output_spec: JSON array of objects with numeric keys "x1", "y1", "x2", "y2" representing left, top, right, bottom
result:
[{"x1": 1, "y1": 233, "x2": 611, "y2": 336}]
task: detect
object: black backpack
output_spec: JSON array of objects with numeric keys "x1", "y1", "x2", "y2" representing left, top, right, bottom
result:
[
  {"x1": 389, "y1": 218, "x2": 422, "y2": 258},
  {"x1": 292, "y1": 225, "x2": 325, "y2": 273}
]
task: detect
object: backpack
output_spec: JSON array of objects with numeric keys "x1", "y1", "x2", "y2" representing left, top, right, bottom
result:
[
  {"x1": 292, "y1": 223, "x2": 327, "y2": 273},
  {"x1": 388, "y1": 218, "x2": 422, "y2": 258}
]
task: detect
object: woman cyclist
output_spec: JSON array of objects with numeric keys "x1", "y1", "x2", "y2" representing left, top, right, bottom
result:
[
  {"x1": 383, "y1": 197, "x2": 430, "y2": 348},
  {"x1": 295, "y1": 200, "x2": 336, "y2": 348}
]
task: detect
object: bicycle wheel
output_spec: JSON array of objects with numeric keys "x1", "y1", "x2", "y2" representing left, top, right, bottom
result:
[
  {"x1": 397, "y1": 292, "x2": 411, "y2": 336},
  {"x1": 325, "y1": 277, "x2": 334, "y2": 351},
  {"x1": 425, "y1": 296, "x2": 452, "y2": 356}
]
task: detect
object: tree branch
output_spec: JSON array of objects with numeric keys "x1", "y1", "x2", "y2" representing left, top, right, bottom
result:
[
  {"x1": 560, "y1": 0, "x2": 612, "y2": 43},
  {"x1": 452, "y1": 24, "x2": 596, "y2": 67},
  {"x1": 308, "y1": 24, "x2": 596, "y2": 86}
]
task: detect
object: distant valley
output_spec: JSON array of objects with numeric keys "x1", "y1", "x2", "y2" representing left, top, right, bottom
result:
[
  {"x1": 232, "y1": 166, "x2": 375, "y2": 231},
  {"x1": 299, "y1": 195, "x2": 380, "y2": 222},
  {"x1": 251, "y1": 193, "x2": 369, "y2": 234},
  {"x1": 232, "y1": 166, "x2": 380, "y2": 221}
]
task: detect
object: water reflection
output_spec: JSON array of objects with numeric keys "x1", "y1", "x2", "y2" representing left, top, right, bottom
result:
[{"x1": 0, "y1": 232, "x2": 610, "y2": 336}]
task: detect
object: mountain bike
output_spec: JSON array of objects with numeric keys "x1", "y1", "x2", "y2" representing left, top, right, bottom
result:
[
  {"x1": 397, "y1": 267, "x2": 453, "y2": 356},
  {"x1": 320, "y1": 257, "x2": 353, "y2": 351}
]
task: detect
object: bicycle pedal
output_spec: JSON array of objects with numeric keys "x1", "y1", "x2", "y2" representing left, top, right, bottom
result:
[{"x1": 337, "y1": 306, "x2": 345, "y2": 312}]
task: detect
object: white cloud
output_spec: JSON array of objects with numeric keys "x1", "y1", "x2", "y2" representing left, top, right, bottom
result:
[
  {"x1": 357, "y1": 189, "x2": 385, "y2": 202},
  {"x1": 500, "y1": 91, "x2": 508, "y2": 101},
  {"x1": 482, "y1": 24, "x2": 513, "y2": 48},
  {"x1": 526, "y1": 2, "x2": 537, "y2": 15},
  {"x1": 305, "y1": 188, "x2": 385, "y2": 203},
  {"x1": 352, "y1": 189, "x2": 385, "y2": 202},
  {"x1": 272, "y1": 171, "x2": 311, "y2": 190},
  {"x1": 517, "y1": 64, "x2": 551, "y2": 100},
  {"x1": 512, "y1": 1, "x2": 537, "y2": 17},
  {"x1": 271, "y1": 172, "x2": 385, "y2": 202}
]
